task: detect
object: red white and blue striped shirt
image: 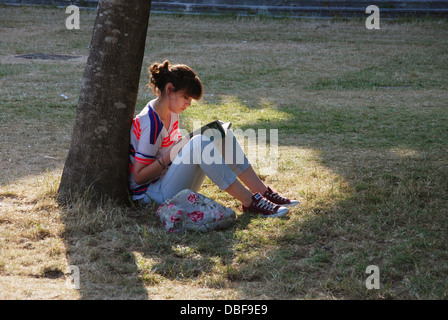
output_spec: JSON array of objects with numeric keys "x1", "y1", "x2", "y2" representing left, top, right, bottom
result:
[{"x1": 129, "y1": 100, "x2": 181, "y2": 199}]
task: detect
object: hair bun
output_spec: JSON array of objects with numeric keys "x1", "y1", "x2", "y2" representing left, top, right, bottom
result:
[
  {"x1": 149, "y1": 60, "x2": 171, "y2": 93},
  {"x1": 147, "y1": 60, "x2": 203, "y2": 100},
  {"x1": 160, "y1": 60, "x2": 170, "y2": 71},
  {"x1": 150, "y1": 60, "x2": 170, "y2": 76}
]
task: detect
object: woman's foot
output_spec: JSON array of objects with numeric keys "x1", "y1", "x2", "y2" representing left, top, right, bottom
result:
[
  {"x1": 242, "y1": 193, "x2": 289, "y2": 218},
  {"x1": 263, "y1": 186, "x2": 300, "y2": 207}
]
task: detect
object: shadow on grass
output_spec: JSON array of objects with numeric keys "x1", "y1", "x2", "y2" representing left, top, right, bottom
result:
[
  {"x1": 60, "y1": 200, "x2": 151, "y2": 299},
  {"x1": 56, "y1": 93, "x2": 448, "y2": 299},
  {"x1": 129, "y1": 96, "x2": 448, "y2": 299},
  {"x1": 0, "y1": 90, "x2": 438, "y2": 299}
]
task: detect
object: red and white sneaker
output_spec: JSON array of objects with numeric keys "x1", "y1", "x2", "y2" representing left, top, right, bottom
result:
[
  {"x1": 242, "y1": 193, "x2": 289, "y2": 218},
  {"x1": 263, "y1": 186, "x2": 300, "y2": 207}
]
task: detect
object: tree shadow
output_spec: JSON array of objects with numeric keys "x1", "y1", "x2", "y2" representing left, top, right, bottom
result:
[
  {"x1": 60, "y1": 200, "x2": 151, "y2": 299},
  {"x1": 1, "y1": 90, "x2": 445, "y2": 299},
  {"x1": 130, "y1": 94, "x2": 448, "y2": 299}
]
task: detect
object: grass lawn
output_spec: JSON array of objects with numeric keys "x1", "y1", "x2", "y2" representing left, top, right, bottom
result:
[{"x1": 1, "y1": 5, "x2": 447, "y2": 299}]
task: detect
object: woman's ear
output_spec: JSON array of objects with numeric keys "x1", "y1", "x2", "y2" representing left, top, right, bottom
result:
[{"x1": 165, "y1": 83, "x2": 174, "y2": 96}]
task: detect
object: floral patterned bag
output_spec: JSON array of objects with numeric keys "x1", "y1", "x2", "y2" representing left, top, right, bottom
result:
[{"x1": 156, "y1": 189, "x2": 236, "y2": 232}]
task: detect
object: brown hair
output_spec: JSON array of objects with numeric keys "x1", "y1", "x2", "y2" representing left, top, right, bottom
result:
[{"x1": 148, "y1": 60, "x2": 203, "y2": 100}]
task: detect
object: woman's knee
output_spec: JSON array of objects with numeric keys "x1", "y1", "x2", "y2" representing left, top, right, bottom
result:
[
  {"x1": 190, "y1": 134, "x2": 213, "y2": 150},
  {"x1": 174, "y1": 134, "x2": 213, "y2": 165}
]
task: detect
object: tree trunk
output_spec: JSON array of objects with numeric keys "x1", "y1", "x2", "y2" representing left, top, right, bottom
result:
[{"x1": 58, "y1": 0, "x2": 152, "y2": 205}]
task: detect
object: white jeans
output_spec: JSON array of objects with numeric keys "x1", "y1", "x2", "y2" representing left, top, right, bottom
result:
[{"x1": 141, "y1": 128, "x2": 251, "y2": 204}]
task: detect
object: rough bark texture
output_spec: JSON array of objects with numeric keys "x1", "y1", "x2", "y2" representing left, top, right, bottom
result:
[{"x1": 58, "y1": 0, "x2": 152, "y2": 205}]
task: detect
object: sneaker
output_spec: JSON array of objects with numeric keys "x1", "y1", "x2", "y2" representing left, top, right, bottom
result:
[
  {"x1": 242, "y1": 193, "x2": 289, "y2": 218},
  {"x1": 263, "y1": 186, "x2": 300, "y2": 207}
]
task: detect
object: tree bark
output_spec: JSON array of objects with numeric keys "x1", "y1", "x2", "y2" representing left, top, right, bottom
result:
[{"x1": 58, "y1": 0, "x2": 152, "y2": 205}]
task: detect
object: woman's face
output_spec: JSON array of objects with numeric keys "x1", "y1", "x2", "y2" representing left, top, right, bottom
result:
[{"x1": 168, "y1": 90, "x2": 193, "y2": 114}]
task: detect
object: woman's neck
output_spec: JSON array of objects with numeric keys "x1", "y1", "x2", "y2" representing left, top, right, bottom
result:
[
  {"x1": 153, "y1": 97, "x2": 170, "y2": 119},
  {"x1": 152, "y1": 97, "x2": 171, "y2": 129}
]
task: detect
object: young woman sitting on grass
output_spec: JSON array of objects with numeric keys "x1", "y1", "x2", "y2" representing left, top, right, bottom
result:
[{"x1": 129, "y1": 60, "x2": 299, "y2": 218}]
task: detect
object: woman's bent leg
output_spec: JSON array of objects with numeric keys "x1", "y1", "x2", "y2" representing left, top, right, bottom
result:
[
  {"x1": 213, "y1": 128, "x2": 267, "y2": 194},
  {"x1": 214, "y1": 128, "x2": 251, "y2": 176},
  {"x1": 145, "y1": 135, "x2": 239, "y2": 203}
]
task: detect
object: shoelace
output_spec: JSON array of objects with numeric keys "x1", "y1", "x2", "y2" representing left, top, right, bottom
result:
[
  {"x1": 255, "y1": 198, "x2": 277, "y2": 212},
  {"x1": 267, "y1": 191, "x2": 289, "y2": 203}
]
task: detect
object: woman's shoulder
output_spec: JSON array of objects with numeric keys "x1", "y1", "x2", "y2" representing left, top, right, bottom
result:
[
  {"x1": 136, "y1": 101, "x2": 160, "y2": 122},
  {"x1": 136, "y1": 101, "x2": 163, "y2": 143},
  {"x1": 136, "y1": 100, "x2": 153, "y2": 116}
]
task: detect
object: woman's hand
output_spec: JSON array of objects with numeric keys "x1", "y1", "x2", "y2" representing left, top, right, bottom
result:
[
  {"x1": 167, "y1": 136, "x2": 189, "y2": 163},
  {"x1": 134, "y1": 137, "x2": 189, "y2": 185}
]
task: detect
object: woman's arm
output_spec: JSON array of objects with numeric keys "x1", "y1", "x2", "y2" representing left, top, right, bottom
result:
[
  {"x1": 132, "y1": 159, "x2": 165, "y2": 185},
  {"x1": 132, "y1": 138, "x2": 186, "y2": 185}
]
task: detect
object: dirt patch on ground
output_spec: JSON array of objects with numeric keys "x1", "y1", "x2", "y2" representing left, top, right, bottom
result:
[{"x1": 0, "y1": 54, "x2": 87, "y2": 65}]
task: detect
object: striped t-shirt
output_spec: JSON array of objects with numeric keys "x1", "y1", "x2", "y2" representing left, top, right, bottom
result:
[{"x1": 129, "y1": 100, "x2": 181, "y2": 199}]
